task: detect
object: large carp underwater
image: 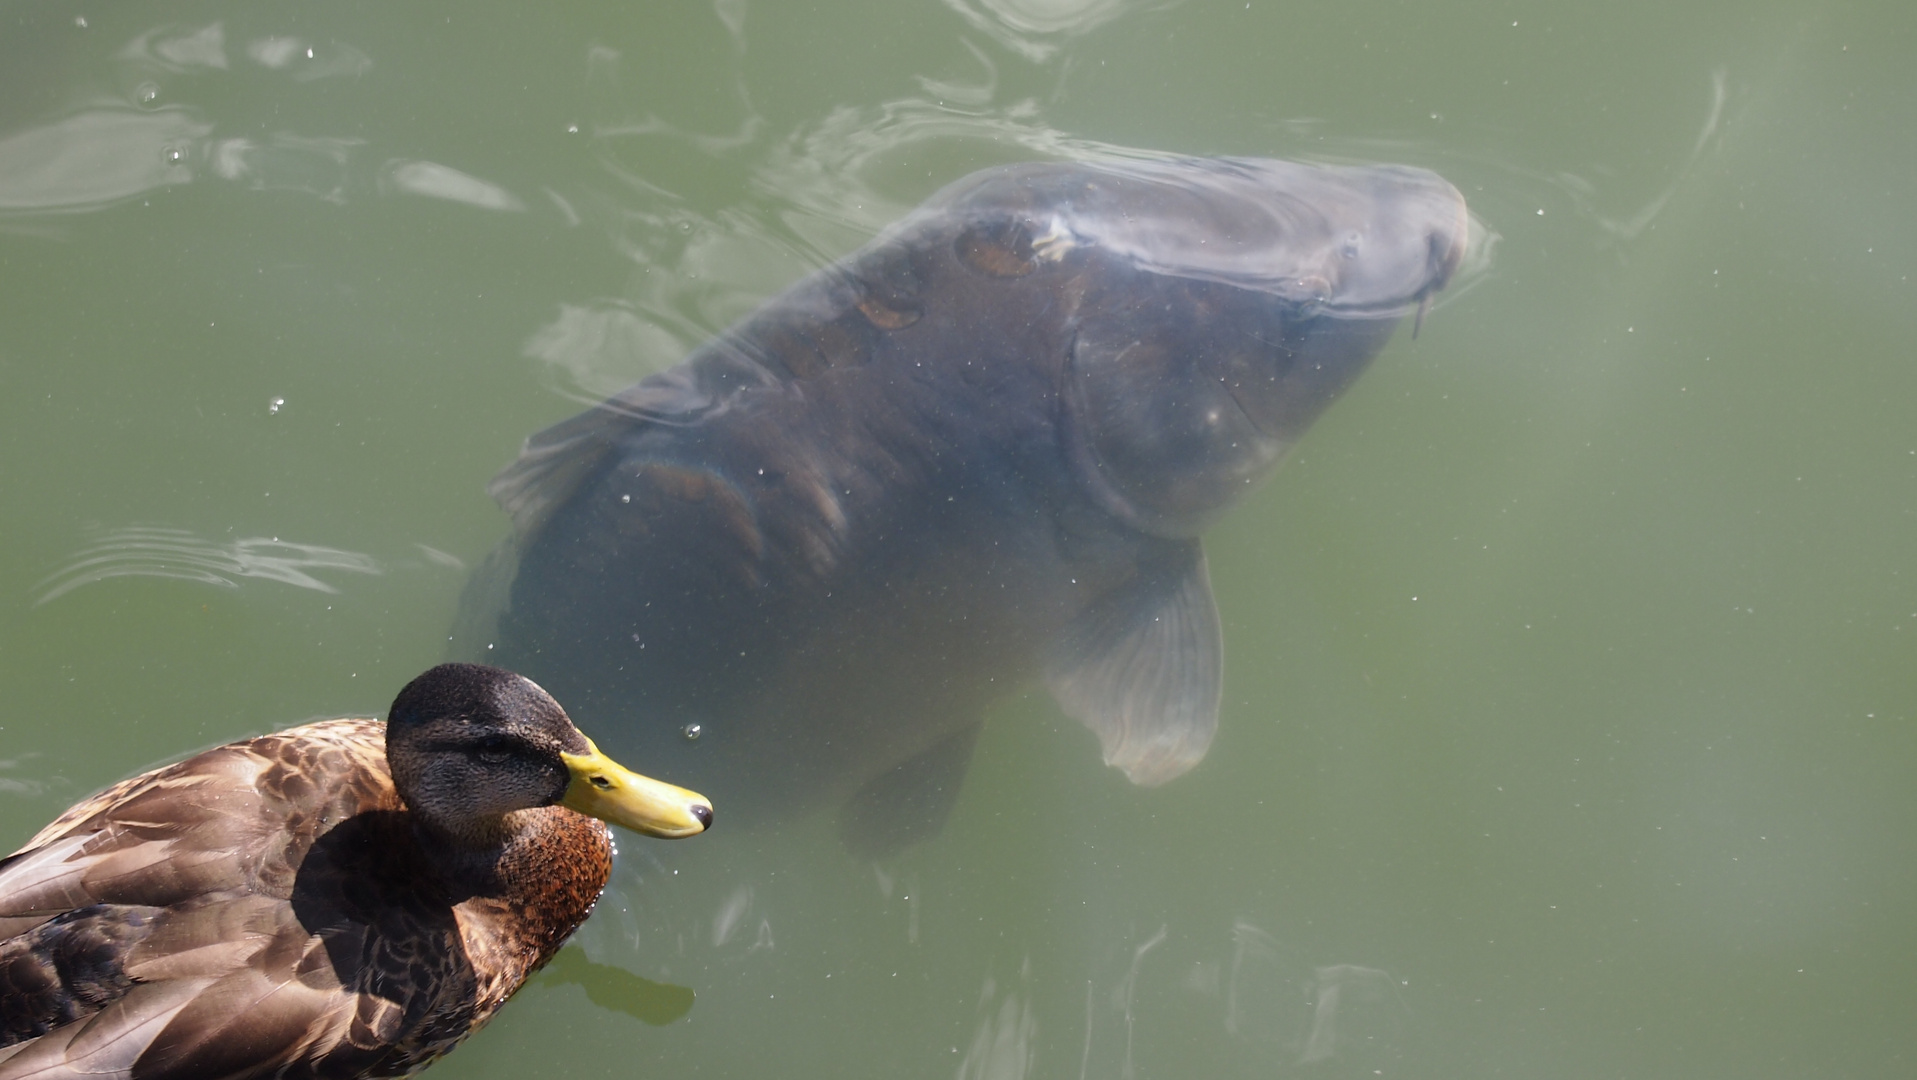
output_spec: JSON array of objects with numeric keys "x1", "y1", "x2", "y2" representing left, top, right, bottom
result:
[{"x1": 457, "y1": 155, "x2": 1470, "y2": 854}]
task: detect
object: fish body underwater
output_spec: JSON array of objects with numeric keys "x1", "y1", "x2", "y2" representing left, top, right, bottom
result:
[{"x1": 460, "y1": 156, "x2": 1470, "y2": 854}]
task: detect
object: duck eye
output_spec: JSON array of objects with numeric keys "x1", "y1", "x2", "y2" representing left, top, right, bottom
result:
[{"x1": 476, "y1": 737, "x2": 512, "y2": 765}]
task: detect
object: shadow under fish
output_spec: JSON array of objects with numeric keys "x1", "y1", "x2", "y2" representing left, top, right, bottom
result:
[{"x1": 456, "y1": 156, "x2": 1469, "y2": 855}]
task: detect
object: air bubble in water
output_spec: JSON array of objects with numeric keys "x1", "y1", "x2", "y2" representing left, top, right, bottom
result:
[
  {"x1": 683, "y1": 723, "x2": 702, "y2": 742},
  {"x1": 268, "y1": 397, "x2": 285, "y2": 414},
  {"x1": 137, "y1": 82, "x2": 159, "y2": 105},
  {"x1": 163, "y1": 147, "x2": 184, "y2": 165}
]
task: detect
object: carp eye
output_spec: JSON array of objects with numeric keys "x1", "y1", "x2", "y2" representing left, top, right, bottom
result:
[{"x1": 955, "y1": 220, "x2": 1039, "y2": 278}]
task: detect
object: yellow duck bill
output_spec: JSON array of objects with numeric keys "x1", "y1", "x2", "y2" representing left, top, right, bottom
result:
[{"x1": 561, "y1": 738, "x2": 713, "y2": 838}]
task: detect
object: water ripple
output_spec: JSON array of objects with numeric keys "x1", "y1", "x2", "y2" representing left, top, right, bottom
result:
[
  {"x1": 526, "y1": 84, "x2": 1174, "y2": 402},
  {"x1": 940, "y1": 0, "x2": 1156, "y2": 63},
  {"x1": 0, "y1": 754, "x2": 48, "y2": 799},
  {"x1": 34, "y1": 526, "x2": 383, "y2": 606}
]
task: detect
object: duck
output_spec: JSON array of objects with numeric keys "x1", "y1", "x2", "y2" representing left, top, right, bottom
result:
[{"x1": 0, "y1": 662, "x2": 712, "y2": 1080}]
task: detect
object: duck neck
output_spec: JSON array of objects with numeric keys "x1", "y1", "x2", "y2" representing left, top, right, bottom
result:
[
  {"x1": 413, "y1": 806, "x2": 616, "y2": 967},
  {"x1": 411, "y1": 809, "x2": 542, "y2": 898}
]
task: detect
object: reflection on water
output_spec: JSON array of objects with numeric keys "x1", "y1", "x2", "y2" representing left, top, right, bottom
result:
[
  {"x1": 522, "y1": 301, "x2": 688, "y2": 401},
  {"x1": 1222, "y1": 919, "x2": 1283, "y2": 1038},
  {"x1": 34, "y1": 526, "x2": 383, "y2": 605},
  {"x1": 709, "y1": 884, "x2": 775, "y2": 953},
  {"x1": 244, "y1": 36, "x2": 372, "y2": 81},
  {"x1": 534, "y1": 35, "x2": 1214, "y2": 399},
  {"x1": 0, "y1": 756, "x2": 48, "y2": 800},
  {"x1": 0, "y1": 109, "x2": 521, "y2": 216},
  {"x1": 210, "y1": 133, "x2": 360, "y2": 200},
  {"x1": 1298, "y1": 963, "x2": 1404, "y2": 1065},
  {"x1": 121, "y1": 21, "x2": 230, "y2": 72},
  {"x1": 525, "y1": 77, "x2": 1477, "y2": 398},
  {"x1": 118, "y1": 20, "x2": 371, "y2": 81},
  {"x1": 381, "y1": 159, "x2": 526, "y2": 212},
  {"x1": 941, "y1": 0, "x2": 1155, "y2": 62},
  {"x1": 555, "y1": 815, "x2": 1415, "y2": 1079},
  {"x1": 1534, "y1": 69, "x2": 1730, "y2": 245},
  {"x1": 0, "y1": 18, "x2": 503, "y2": 217},
  {"x1": 958, "y1": 961, "x2": 1037, "y2": 1080},
  {"x1": 531, "y1": 945, "x2": 696, "y2": 1027},
  {"x1": 1112, "y1": 924, "x2": 1167, "y2": 1080},
  {"x1": 0, "y1": 108, "x2": 210, "y2": 213}
]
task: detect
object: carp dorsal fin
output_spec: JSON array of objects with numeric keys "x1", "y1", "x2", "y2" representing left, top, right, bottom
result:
[
  {"x1": 488, "y1": 371, "x2": 722, "y2": 540},
  {"x1": 1043, "y1": 544, "x2": 1223, "y2": 786},
  {"x1": 488, "y1": 410, "x2": 620, "y2": 540}
]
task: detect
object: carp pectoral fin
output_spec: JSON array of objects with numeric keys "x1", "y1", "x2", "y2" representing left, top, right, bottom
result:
[
  {"x1": 1042, "y1": 544, "x2": 1222, "y2": 787},
  {"x1": 838, "y1": 723, "x2": 983, "y2": 858}
]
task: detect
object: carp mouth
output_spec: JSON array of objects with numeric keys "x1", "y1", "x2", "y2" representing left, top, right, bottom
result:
[{"x1": 1301, "y1": 187, "x2": 1473, "y2": 326}]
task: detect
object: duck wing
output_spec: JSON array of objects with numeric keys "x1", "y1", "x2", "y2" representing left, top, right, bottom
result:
[{"x1": 0, "y1": 720, "x2": 426, "y2": 1080}]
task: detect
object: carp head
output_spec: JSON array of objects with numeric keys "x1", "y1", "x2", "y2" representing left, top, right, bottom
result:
[{"x1": 924, "y1": 156, "x2": 1471, "y2": 538}]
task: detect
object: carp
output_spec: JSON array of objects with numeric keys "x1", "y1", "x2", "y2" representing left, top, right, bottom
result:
[{"x1": 459, "y1": 156, "x2": 1469, "y2": 853}]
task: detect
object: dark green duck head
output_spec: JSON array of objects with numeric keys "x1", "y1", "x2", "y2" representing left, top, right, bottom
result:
[{"x1": 386, "y1": 663, "x2": 713, "y2": 842}]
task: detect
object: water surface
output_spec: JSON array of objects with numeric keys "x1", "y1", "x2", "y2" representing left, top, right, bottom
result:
[{"x1": 2, "y1": 1, "x2": 1913, "y2": 1078}]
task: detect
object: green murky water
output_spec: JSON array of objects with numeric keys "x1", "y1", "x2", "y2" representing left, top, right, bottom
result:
[{"x1": 2, "y1": 1, "x2": 1913, "y2": 1077}]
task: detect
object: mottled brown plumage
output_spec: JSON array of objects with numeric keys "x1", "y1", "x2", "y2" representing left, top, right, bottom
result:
[{"x1": 0, "y1": 664, "x2": 711, "y2": 1080}]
